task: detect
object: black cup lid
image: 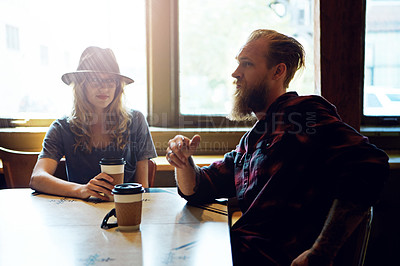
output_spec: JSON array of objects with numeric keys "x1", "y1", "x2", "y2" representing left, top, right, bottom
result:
[
  {"x1": 112, "y1": 183, "x2": 144, "y2": 195},
  {"x1": 99, "y1": 158, "x2": 126, "y2": 165}
]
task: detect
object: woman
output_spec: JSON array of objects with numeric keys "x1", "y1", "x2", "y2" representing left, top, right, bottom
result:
[{"x1": 30, "y1": 46, "x2": 157, "y2": 201}]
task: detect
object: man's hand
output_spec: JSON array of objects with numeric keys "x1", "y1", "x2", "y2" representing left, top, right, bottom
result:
[
  {"x1": 166, "y1": 134, "x2": 201, "y2": 169},
  {"x1": 291, "y1": 249, "x2": 333, "y2": 266},
  {"x1": 292, "y1": 199, "x2": 369, "y2": 266}
]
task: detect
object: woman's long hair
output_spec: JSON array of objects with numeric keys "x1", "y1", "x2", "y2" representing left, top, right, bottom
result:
[{"x1": 68, "y1": 78, "x2": 132, "y2": 153}]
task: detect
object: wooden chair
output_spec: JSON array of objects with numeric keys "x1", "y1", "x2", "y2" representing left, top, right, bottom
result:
[
  {"x1": 148, "y1": 159, "x2": 157, "y2": 187},
  {"x1": 333, "y1": 207, "x2": 374, "y2": 266},
  {"x1": 0, "y1": 146, "x2": 157, "y2": 188},
  {"x1": 358, "y1": 207, "x2": 374, "y2": 266},
  {"x1": 227, "y1": 197, "x2": 242, "y2": 227},
  {"x1": 0, "y1": 147, "x2": 40, "y2": 188}
]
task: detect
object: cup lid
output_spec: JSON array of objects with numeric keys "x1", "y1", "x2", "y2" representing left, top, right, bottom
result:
[
  {"x1": 112, "y1": 183, "x2": 144, "y2": 195},
  {"x1": 99, "y1": 157, "x2": 126, "y2": 165}
]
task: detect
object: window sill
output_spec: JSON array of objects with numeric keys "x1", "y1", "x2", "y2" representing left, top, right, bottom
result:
[
  {"x1": 360, "y1": 126, "x2": 400, "y2": 151},
  {"x1": 2, "y1": 153, "x2": 399, "y2": 175},
  {"x1": 1, "y1": 126, "x2": 398, "y2": 153},
  {"x1": 361, "y1": 126, "x2": 400, "y2": 136},
  {"x1": 0, "y1": 127, "x2": 399, "y2": 173}
]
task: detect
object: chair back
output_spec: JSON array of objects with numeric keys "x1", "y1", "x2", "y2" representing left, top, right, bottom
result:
[
  {"x1": 333, "y1": 207, "x2": 373, "y2": 266},
  {"x1": 148, "y1": 159, "x2": 157, "y2": 187},
  {"x1": 0, "y1": 147, "x2": 39, "y2": 188}
]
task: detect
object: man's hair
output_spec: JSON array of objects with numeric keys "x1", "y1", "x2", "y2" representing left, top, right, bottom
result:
[
  {"x1": 68, "y1": 78, "x2": 131, "y2": 153},
  {"x1": 246, "y1": 29, "x2": 305, "y2": 88}
]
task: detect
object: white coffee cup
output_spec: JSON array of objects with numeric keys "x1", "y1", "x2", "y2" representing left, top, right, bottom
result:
[{"x1": 99, "y1": 157, "x2": 126, "y2": 185}]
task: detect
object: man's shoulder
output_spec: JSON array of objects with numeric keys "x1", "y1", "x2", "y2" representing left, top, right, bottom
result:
[
  {"x1": 271, "y1": 93, "x2": 343, "y2": 129},
  {"x1": 285, "y1": 93, "x2": 329, "y2": 105},
  {"x1": 282, "y1": 93, "x2": 338, "y2": 114}
]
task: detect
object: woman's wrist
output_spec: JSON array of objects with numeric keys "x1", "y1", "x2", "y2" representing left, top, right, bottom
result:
[{"x1": 71, "y1": 183, "x2": 88, "y2": 199}]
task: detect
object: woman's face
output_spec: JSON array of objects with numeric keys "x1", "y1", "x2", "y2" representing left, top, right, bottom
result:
[{"x1": 84, "y1": 74, "x2": 118, "y2": 112}]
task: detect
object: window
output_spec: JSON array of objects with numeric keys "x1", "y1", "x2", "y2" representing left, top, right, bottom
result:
[
  {"x1": 147, "y1": 0, "x2": 315, "y2": 128},
  {"x1": 5, "y1": 24, "x2": 20, "y2": 50},
  {"x1": 0, "y1": 0, "x2": 147, "y2": 123},
  {"x1": 40, "y1": 45, "x2": 49, "y2": 66},
  {"x1": 2, "y1": 0, "x2": 314, "y2": 129},
  {"x1": 364, "y1": 0, "x2": 400, "y2": 122},
  {"x1": 178, "y1": 0, "x2": 315, "y2": 117}
]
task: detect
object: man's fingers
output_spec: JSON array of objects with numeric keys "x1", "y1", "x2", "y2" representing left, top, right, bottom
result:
[
  {"x1": 169, "y1": 157, "x2": 186, "y2": 169},
  {"x1": 177, "y1": 135, "x2": 186, "y2": 148},
  {"x1": 189, "y1": 135, "x2": 201, "y2": 151},
  {"x1": 166, "y1": 134, "x2": 201, "y2": 165},
  {"x1": 166, "y1": 149, "x2": 187, "y2": 168},
  {"x1": 169, "y1": 135, "x2": 188, "y2": 161}
]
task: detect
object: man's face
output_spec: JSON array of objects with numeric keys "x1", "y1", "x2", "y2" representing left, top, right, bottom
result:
[{"x1": 230, "y1": 39, "x2": 274, "y2": 121}]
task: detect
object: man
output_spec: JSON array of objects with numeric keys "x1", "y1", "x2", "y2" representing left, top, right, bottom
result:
[{"x1": 166, "y1": 29, "x2": 389, "y2": 265}]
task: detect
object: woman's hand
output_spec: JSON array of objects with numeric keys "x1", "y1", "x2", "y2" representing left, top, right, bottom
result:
[
  {"x1": 166, "y1": 134, "x2": 201, "y2": 169},
  {"x1": 79, "y1": 172, "x2": 115, "y2": 201}
]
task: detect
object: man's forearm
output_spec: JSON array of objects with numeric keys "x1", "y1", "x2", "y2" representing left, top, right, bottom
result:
[
  {"x1": 311, "y1": 199, "x2": 370, "y2": 260},
  {"x1": 175, "y1": 156, "x2": 197, "y2": 196}
]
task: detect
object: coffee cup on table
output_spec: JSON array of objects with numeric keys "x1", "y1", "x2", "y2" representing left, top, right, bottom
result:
[
  {"x1": 101, "y1": 183, "x2": 145, "y2": 231},
  {"x1": 99, "y1": 157, "x2": 125, "y2": 186},
  {"x1": 99, "y1": 158, "x2": 126, "y2": 201}
]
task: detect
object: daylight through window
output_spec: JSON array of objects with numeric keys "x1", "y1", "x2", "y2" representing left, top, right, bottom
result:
[{"x1": 0, "y1": 0, "x2": 147, "y2": 120}]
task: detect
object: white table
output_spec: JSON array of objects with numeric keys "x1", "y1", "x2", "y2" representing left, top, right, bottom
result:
[{"x1": 0, "y1": 188, "x2": 232, "y2": 266}]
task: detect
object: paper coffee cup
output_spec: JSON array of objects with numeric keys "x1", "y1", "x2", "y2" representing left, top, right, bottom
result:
[
  {"x1": 112, "y1": 183, "x2": 144, "y2": 231},
  {"x1": 99, "y1": 158, "x2": 125, "y2": 186}
]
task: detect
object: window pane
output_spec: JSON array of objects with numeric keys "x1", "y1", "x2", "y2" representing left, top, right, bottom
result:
[
  {"x1": 179, "y1": 0, "x2": 314, "y2": 115},
  {"x1": 364, "y1": 0, "x2": 400, "y2": 116},
  {"x1": 0, "y1": 0, "x2": 146, "y2": 119},
  {"x1": 5, "y1": 25, "x2": 20, "y2": 50}
]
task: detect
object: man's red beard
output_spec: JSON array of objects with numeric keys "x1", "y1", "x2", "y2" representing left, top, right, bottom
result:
[{"x1": 229, "y1": 79, "x2": 268, "y2": 121}]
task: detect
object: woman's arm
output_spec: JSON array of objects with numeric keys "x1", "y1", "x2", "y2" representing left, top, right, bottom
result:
[
  {"x1": 135, "y1": 159, "x2": 149, "y2": 188},
  {"x1": 30, "y1": 158, "x2": 114, "y2": 201}
]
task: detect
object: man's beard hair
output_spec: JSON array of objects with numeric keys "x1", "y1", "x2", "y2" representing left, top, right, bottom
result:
[{"x1": 229, "y1": 80, "x2": 268, "y2": 121}]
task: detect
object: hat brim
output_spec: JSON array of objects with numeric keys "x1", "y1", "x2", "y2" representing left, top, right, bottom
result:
[{"x1": 61, "y1": 70, "x2": 134, "y2": 86}]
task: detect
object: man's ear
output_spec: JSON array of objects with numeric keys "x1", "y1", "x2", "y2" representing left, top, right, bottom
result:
[{"x1": 272, "y1": 63, "x2": 287, "y2": 80}]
